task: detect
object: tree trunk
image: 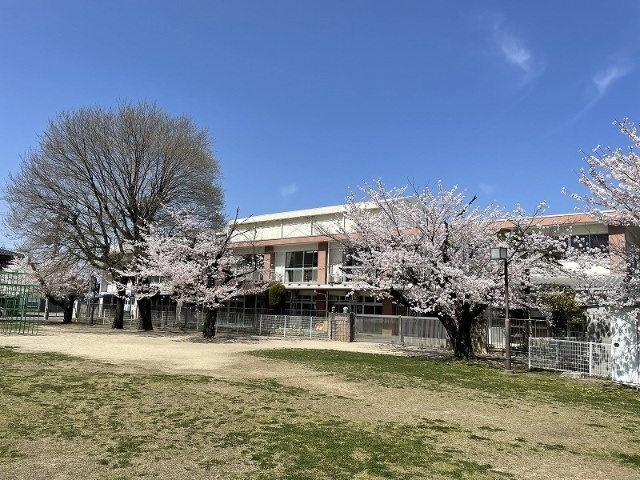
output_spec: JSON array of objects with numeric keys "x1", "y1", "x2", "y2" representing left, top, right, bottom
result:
[
  {"x1": 440, "y1": 303, "x2": 488, "y2": 358},
  {"x1": 112, "y1": 295, "x2": 125, "y2": 329},
  {"x1": 137, "y1": 296, "x2": 154, "y2": 331},
  {"x1": 453, "y1": 314, "x2": 473, "y2": 358},
  {"x1": 90, "y1": 301, "x2": 95, "y2": 325},
  {"x1": 471, "y1": 312, "x2": 488, "y2": 355},
  {"x1": 441, "y1": 312, "x2": 473, "y2": 358},
  {"x1": 203, "y1": 308, "x2": 217, "y2": 338},
  {"x1": 62, "y1": 303, "x2": 73, "y2": 324},
  {"x1": 47, "y1": 296, "x2": 73, "y2": 324}
]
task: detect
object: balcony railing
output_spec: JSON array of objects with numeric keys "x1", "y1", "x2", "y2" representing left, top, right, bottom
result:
[
  {"x1": 284, "y1": 268, "x2": 317, "y2": 283},
  {"x1": 264, "y1": 269, "x2": 357, "y2": 285}
]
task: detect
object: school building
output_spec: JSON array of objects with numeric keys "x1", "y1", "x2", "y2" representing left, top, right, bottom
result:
[{"x1": 225, "y1": 204, "x2": 630, "y2": 318}]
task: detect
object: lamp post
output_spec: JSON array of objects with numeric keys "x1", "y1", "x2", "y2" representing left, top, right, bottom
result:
[{"x1": 491, "y1": 247, "x2": 512, "y2": 372}]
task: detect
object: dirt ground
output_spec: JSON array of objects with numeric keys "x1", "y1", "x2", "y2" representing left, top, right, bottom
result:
[
  {"x1": 0, "y1": 324, "x2": 404, "y2": 375},
  {"x1": 1, "y1": 324, "x2": 638, "y2": 480}
]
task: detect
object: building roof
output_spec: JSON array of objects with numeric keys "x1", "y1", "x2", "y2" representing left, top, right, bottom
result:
[
  {"x1": 236, "y1": 204, "x2": 348, "y2": 224},
  {"x1": 0, "y1": 247, "x2": 19, "y2": 258}
]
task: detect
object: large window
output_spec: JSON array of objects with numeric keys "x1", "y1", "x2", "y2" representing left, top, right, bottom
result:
[
  {"x1": 329, "y1": 294, "x2": 382, "y2": 315},
  {"x1": 286, "y1": 292, "x2": 316, "y2": 315},
  {"x1": 333, "y1": 247, "x2": 360, "y2": 283},
  {"x1": 569, "y1": 234, "x2": 609, "y2": 252},
  {"x1": 285, "y1": 251, "x2": 318, "y2": 283}
]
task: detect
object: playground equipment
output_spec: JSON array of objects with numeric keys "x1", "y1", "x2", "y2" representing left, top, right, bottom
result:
[{"x1": 0, "y1": 270, "x2": 40, "y2": 334}]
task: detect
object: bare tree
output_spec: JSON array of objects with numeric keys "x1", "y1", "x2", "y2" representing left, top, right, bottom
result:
[{"x1": 3, "y1": 101, "x2": 223, "y2": 330}]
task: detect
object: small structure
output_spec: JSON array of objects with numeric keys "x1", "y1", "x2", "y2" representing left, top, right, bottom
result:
[
  {"x1": 610, "y1": 308, "x2": 640, "y2": 386},
  {"x1": 0, "y1": 247, "x2": 20, "y2": 269},
  {"x1": 0, "y1": 270, "x2": 40, "y2": 334}
]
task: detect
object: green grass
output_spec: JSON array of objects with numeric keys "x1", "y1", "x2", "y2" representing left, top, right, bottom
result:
[
  {"x1": 250, "y1": 349, "x2": 640, "y2": 415},
  {"x1": 0, "y1": 345, "x2": 639, "y2": 479}
]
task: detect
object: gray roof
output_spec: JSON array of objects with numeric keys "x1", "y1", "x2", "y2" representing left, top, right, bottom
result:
[{"x1": 0, "y1": 248, "x2": 19, "y2": 257}]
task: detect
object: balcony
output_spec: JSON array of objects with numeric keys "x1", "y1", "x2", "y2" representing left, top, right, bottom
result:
[
  {"x1": 284, "y1": 268, "x2": 318, "y2": 283},
  {"x1": 329, "y1": 266, "x2": 357, "y2": 285}
]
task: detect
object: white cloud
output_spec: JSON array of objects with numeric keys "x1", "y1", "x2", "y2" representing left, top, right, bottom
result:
[
  {"x1": 556, "y1": 57, "x2": 634, "y2": 131},
  {"x1": 490, "y1": 16, "x2": 545, "y2": 83},
  {"x1": 592, "y1": 60, "x2": 632, "y2": 98},
  {"x1": 280, "y1": 183, "x2": 298, "y2": 198},
  {"x1": 500, "y1": 36, "x2": 534, "y2": 74}
]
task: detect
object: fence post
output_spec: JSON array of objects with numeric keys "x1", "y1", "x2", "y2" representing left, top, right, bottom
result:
[
  {"x1": 309, "y1": 316, "x2": 313, "y2": 338},
  {"x1": 349, "y1": 312, "x2": 355, "y2": 342},
  {"x1": 329, "y1": 312, "x2": 334, "y2": 340},
  {"x1": 589, "y1": 342, "x2": 593, "y2": 376},
  {"x1": 284, "y1": 315, "x2": 287, "y2": 338},
  {"x1": 259, "y1": 314, "x2": 263, "y2": 336},
  {"x1": 399, "y1": 315, "x2": 404, "y2": 345}
]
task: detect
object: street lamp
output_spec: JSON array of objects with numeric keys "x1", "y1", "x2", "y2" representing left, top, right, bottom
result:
[{"x1": 490, "y1": 247, "x2": 512, "y2": 372}]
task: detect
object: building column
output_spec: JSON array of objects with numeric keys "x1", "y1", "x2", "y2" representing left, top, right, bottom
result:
[
  {"x1": 317, "y1": 241, "x2": 328, "y2": 284},
  {"x1": 264, "y1": 246, "x2": 275, "y2": 281},
  {"x1": 608, "y1": 225, "x2": 627, "y2": 273},
  {"x1": 382, "y1": 297, "x2": 396, "y2": 315},
  {"x1": 315, "y1": 289, "x2": 327, "y2": 315}
]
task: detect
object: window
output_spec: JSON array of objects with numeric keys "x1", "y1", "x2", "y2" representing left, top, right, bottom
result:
[
  {"x1": 329, "y1": 294, "x2": 383, "y2": 315},
  {"x1": 569, "y1": 233, "x2": 609, "y2": 252},
  {"x1": 238, "y1": 253, "x2": 264, "y2": 268},
  {"x1": 285, "y1": 250, "x2": 318, "y2": 283},
  {"x1": 286, "y1": 292, "x2": 316, "y2": 315},
  {"x1": 235, "y1": 254, "x2": 264, "y2": 280},
  {"x1": 336, "y1": 247, "x2": 361, "y2": 282},
  {"x1": 569, "y1": 234, "x2": 609, "y2": 252}
]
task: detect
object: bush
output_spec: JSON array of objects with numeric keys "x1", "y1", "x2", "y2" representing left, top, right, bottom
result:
[{"x1": 268, "y1": 282, "x2": 286, "y2": 312}]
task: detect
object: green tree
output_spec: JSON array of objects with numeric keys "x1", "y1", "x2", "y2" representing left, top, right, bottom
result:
[
  {"x1": 268, "y1": 282, "x2": 286, "y2": 314},
  {"x1": 539, "y1": 288, "x2": 586, "y2": 337}
]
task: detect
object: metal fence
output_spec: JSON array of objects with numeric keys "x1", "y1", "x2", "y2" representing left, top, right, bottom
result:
[
  {"x1": 487, "y1": 317, "x2": 550, "y2": 350},
  {"x1": 354, "y1": 314, "x2": 449, "y2": 348},
  {"x1": 0, "y1": 316, "x2": 39, "y2": 335},
  {"x1": 528, "y1": 337, "x2": 611, "y2": 378},
  {"x1": 217, "y1": 312, "x2": 330, "y2": 338}
]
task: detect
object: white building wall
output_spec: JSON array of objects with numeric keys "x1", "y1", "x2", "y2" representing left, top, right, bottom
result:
[
  {"x1": 282, "y1": 221, "x2": 312, "y2": 238},
  {"x1": 234, "y1": 206, "x2": 347, "y2": 242}
]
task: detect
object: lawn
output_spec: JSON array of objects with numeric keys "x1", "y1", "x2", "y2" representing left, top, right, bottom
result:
[{"x1": 0, "y1": 344, "x2": 638, "y2": 479}]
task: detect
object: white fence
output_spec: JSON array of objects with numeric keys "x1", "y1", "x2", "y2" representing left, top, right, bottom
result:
[{"x1": 528, "y1": 338, "x2": 611, "y2": 378}]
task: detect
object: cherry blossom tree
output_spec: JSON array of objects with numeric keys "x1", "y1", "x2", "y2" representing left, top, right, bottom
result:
[
  {"x1": 569, "y1": 119, "x2": 640, "y2": 320},
  {"x1": 572, "y1": 119, "x2": 640, "y2": 225},
  {"x1": 138, "y1": 211, "x2": 268, "y2": 338},
  {"x1": 331, "y1": 181, "x2": 590, "y2": 358},
  {"x1": 8, "y1": 253, "x2": 90, "y2": 324}
]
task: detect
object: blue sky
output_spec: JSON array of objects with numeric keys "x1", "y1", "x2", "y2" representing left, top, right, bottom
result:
[{"x1": 1, "y1": 1, "x2": 639, "y2": 248}]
